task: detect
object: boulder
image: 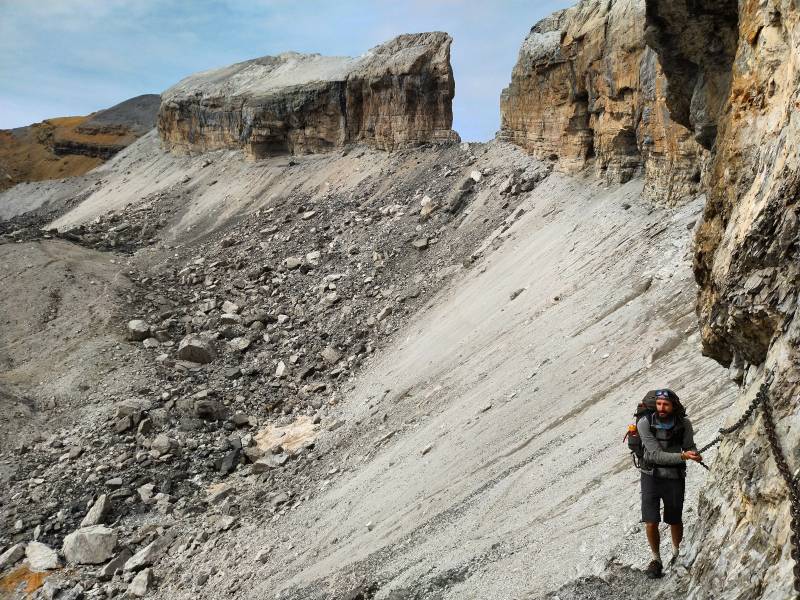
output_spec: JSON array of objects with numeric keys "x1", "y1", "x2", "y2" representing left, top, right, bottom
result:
[
  {"x1": 127, "y1": 320, "x2": 151, "y2": 341},
  {"x1": 320, "y1": 346, "x2": 342, "y2": 365},
  {"x1": 275, "y1": 360, "x2": 289, "y2": 378},
  {"x1": 128, "y1": 568, "x2": 155, "y2": 596},
  {"x1": 193, "y1": 398, "x2": 226, "y2": 421},
  {"x1": 176, "y1": 335, "x2": 215, "y2": 363},
  {"x1": 96, "y1": 548, "x2": 132, "y2": 581},
  {"x1": 25, "y1": 541, "x2": 60, "y2": 571},
  {"x1": 0, "y1": 543, "x2": 25, "y2": 572},
  {"x1": 221, "y1": 300, "x2": 240, "y2": 314},
  {"x1": 62, "y1": 525, "x2": 117, "y2": 564},
  {"x1": 411, "y1": 238, "x2": 429, "y2": 250},
  {"x1": 123, "y1": 535, "x2": 173, "y2": 572},
  {"x1": 150, "y1": 434, "x2": 176, "y2": 455},
  {"x1": 420, "y1": 195, "x2": 437, "y2": 218},
  {"x1": 284, "y1": 257, "x2": 303, "y2": 270},
  {"x1": 80, "y1": 494, "x2": 111, "y2": 527}
]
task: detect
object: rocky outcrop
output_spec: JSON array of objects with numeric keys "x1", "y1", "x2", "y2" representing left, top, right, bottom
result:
[
  {"x1": 0, "y1": 95, "x2": 159, "y2": 192},
  {"x1": 158, "y1": 33, "x2": 459, "y2": 158},
  {"x1": 499, "y1": 0, "x2": 703, "y2": 203},
  {"x1": 646, "y1": 1, "x2": 800, "y2": 598}
]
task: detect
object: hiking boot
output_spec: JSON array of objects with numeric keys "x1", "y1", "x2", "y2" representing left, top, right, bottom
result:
[{"x1": 645, "y1": 559, "x2": 663, "y2": 579}]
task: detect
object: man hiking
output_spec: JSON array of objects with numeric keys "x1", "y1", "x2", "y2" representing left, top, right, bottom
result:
[{"x1": 637, "y1": 389, "x2": 702, "y2": 579}]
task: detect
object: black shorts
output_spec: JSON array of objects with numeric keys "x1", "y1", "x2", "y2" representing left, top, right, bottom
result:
[{"x1": 641, "y1": 472, "x2": 685, "y2": 524}]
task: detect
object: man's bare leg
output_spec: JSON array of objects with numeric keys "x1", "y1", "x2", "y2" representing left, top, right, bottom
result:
[
  {"x1": 669, "y1": 523, "x2": 683, "y2": 563},
  {"x1": 645, "y1": 522, "x2": 661, "y2": 562}
]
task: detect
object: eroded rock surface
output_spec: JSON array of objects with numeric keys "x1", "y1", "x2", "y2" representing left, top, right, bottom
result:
[
  {"x1": 500, "y1": 0, "x2": 703, "y2": 203},
  {"x1": 646, "y1": 1, "x2": 800, "y2": 598},
  {"x1": 158, "y1": 32, "x2": 459, "y2": 158}
]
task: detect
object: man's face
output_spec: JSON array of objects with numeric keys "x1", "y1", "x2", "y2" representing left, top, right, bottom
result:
[{"x1": 656, "y1": 397, "x2": 674, "y2": 418}]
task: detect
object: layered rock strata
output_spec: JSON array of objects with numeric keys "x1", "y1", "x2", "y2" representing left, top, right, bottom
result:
[
  {"x1": 0, "y1": 95, "x2": 159, "y2": 192},
  {"x1": 500, "y1": 0, "x2": 703, "y2": 203},
  {"x1": 158, "y1": 32, "x2": 459, "y2": 158},
  {"x1": 646, "y1": 1, "x2": 800, "y2": 598}
]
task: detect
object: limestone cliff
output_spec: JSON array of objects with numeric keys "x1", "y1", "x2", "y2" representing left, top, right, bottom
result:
[
  {"x1": 157, "y1": 32, "x2": 459, "y2": 158},
  {"x1": 500, "y1": 0, "x2": 703, "y2": 204},
  {"x1": 646, "y1": 1, "x2": 800, "y2": 598}
]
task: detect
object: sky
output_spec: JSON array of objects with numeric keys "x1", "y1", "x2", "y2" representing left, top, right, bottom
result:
[{"x1": 0, "y1": 0, "x2": 574, "y2": 141}]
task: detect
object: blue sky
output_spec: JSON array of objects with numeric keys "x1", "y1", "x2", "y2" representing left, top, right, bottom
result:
[{"x1": 0, "y1": 0, "x2": 573, "y2": 140}]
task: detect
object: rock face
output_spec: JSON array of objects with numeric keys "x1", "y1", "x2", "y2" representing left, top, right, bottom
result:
[
  {"x1": 158, "y1": 32, "x2": 459, "y2": 158},
  {"x1": 499, "y1": 0, "x2": 703, "y2": 203},
  {"x1": 646, "y1": 1, "x2": 800, "y2": 598}
]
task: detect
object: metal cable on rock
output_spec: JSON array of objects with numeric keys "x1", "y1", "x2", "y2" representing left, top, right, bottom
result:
[{"x1": 695, "y1": 372, "x2": 799, "y2": 595}]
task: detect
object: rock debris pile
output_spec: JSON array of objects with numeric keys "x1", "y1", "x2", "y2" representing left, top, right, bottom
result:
[{"x1": 0, "y1": 138, "x2": 548, "y2": 598}]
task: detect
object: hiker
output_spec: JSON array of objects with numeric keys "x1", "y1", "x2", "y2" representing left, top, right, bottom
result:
[{"x1": 636, "y1": 389, "x2": 702, "y2": 579}]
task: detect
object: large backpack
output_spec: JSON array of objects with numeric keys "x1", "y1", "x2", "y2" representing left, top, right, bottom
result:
[{"x1": 624, "y1": 389, "x2": 684, "y2": 469}]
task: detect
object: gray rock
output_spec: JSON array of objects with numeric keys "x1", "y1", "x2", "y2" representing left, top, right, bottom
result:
[
  {"x1": 96, "y1": 548, "x2": 132, "y2": 581},
  {"x1": 231, "y1": 413, "x2": 252, "y2": 427},
  {"x1": 128, "y1": 568, "x2": 155, "y2": 596},
  {"x1": 124, "y1": 538, "x2": 164, "y2": 572},
  {"x1": 115, "y1": 415, "x2": 133, "y2": 433},
  {"x1": 127, "y1": 320, "x2": 151, "y2": 341},
  {"x1": 216, "y1": 515, "x2": 237, "y2": 531},
  {"x1": 41, "y1": 578, "x2": 65, "y2": 600},
  {"x1": 320, "y1": 346, "x2": 342, "y2": 365},
  {"x1": 59, "y1": 584, "x2": 84, "y2": 600},
  {"x1": 221, "y1": 300, "x2": 240, "y2": 314},
  {"x1": 80, "y1": 494, "x2": 112, "y2": 527},
  {"x1": 275, "y1": 360, "x2": 289, "y2": 378},
  {"x1": 217, "y1": 448, "x2": 241, "y2": 475},
  {"x1": 63, "y1": 525, "x2": 117, "y2": 564},
  {"x1": 306, "y1": 250, "x2": 321, "y2": 266},
  {"x1": 0, "y1": 543, "x2": 25, "y2": 572},
  {"x1": 411, "y1": 237, "x2": 429, "y2": 250},
  {"x1": 420, "y1": 194, "x2": 437, "y2": 218},
  {"x1": 138, "y1": 483, "x2": 156, "y2": 504},
  {"x1": 284, "y1": 257, "x2": 303, "y2": 270},
  {"x1": 176, "y1": 335, "x2": 215, "y2": 363},
  {"x1": 150, "y1": 434, "x2": 176, "y2": 456},
  {"x1": 207, "y1": 483, "x2": 233, "y2": 504},
  {"x1": 137, "y1": 418, "x2": 153, "y2": 436},
  {"x1": 25, "y1": 541, "x2": 60, "y2": 571},
  {"x1": 193, "y1": 398, "x2": 226, "y2": 421},
  {"x1": 270, "y1": 492, "x2": 290, "y2": 507},
  {"x1": 220, "y1": 312, "x2": 241, "y2": 324},
  {"x1": 228, "y1": 337, "x2": 251, "y2": 352},
  {"x1": 377, "y1": 305, "x2": 393, "y2": 321}
]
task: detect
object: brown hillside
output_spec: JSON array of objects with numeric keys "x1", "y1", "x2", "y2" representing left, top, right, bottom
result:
[{"x1": 0, "y1": 94, "x2": 159, "y2": 192}]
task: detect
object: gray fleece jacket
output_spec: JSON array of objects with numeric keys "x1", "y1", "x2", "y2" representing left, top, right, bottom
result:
[{"x1": 636, "y1": 415, "x2": 697, "y2": 468}]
